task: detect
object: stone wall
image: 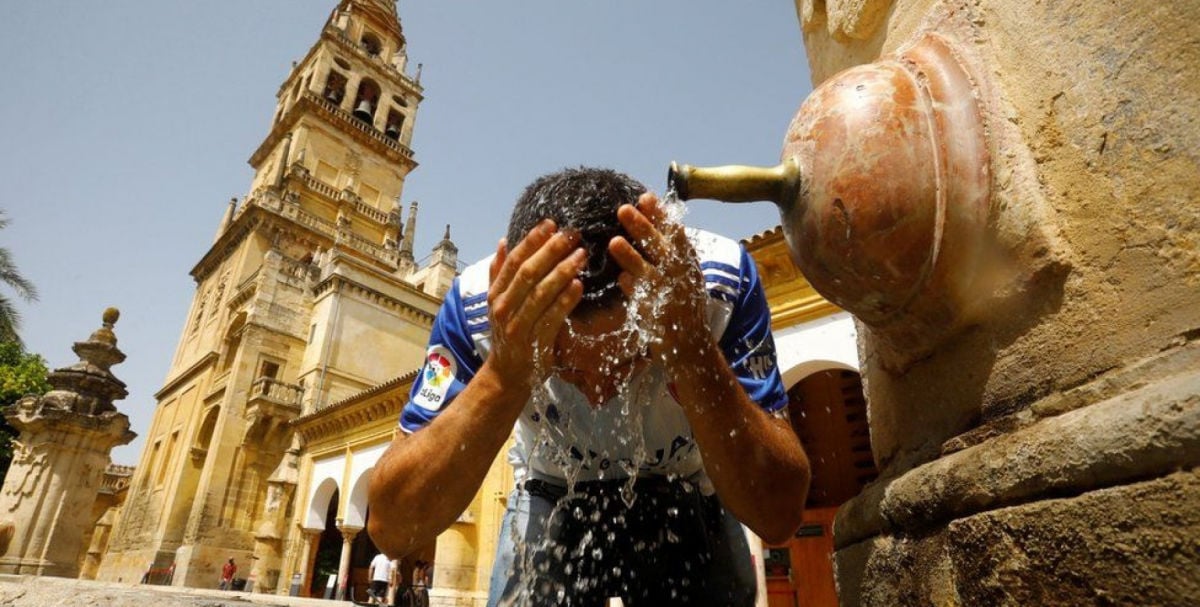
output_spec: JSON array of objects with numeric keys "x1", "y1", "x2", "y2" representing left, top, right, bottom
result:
[{"x1": 791, "y1": 0, "x2": 1200, "y2": 604}]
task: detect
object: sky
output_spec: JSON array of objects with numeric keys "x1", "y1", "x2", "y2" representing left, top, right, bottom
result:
[{"x1": 0, "y1": 1, "x2": 813, "y2": 465}]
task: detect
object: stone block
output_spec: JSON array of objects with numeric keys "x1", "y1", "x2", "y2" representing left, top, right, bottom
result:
[
  {"x1": 947, "y1": 470, "x2": 1200, "y2": 606},
  {"x1": 835, "y1": 470, "x2": 1200, "y2": 606}
]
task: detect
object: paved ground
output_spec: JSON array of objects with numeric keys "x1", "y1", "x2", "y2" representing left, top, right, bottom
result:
[{"x1": 0, "y1": 575, "x2": 355, "y2": 607}]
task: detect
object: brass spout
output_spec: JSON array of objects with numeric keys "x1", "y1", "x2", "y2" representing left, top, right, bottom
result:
[{"x1": 668, "y1": 158, "x2": 802, "y2": 207}]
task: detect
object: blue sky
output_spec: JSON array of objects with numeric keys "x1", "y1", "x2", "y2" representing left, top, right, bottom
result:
[{"x1": 0, "y1": 1, "x2": 813, "y2": 464}]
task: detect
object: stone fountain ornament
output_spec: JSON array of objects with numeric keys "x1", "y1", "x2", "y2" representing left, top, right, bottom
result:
[
  {"x1": 0, "y1": 308, "x2": 136, "y2": 577},
  {"x1": 672, "y1": 33, "x2": 992, "y2": 370},
  {"x1": 674, "y1": 3, "x2": 1200, "y2": 602}
]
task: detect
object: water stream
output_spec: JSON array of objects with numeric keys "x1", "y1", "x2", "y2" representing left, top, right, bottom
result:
[{"x1": 504, "y1": 190, "x2": 699, "y2": 604}]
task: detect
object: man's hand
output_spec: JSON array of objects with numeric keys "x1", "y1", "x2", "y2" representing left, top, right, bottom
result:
[
  {"x1": 485, "y1": 219, "x2": 587, "y2": 392},
  {"x1": 609, "y1": 192, "x2": 710, "y2": 365},
  {"x1": 369, "y1": 219, "x2": 586, "y2": 558},
  {"x1": 612, "y1": 194, "x2": 810, "y2": 543}
]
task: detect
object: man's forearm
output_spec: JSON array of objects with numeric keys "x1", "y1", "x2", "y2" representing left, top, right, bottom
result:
[
  {"x1": 668, "y1": 336, "x2": 810, "y2": 544},
  {"x1": 368, "y1": 363, "x2": 527, "y2": 556}
]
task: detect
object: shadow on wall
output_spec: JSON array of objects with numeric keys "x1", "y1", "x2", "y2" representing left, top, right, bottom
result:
[{"x1": 861, "y1": 251, "x2": 1070, "y2": 475}]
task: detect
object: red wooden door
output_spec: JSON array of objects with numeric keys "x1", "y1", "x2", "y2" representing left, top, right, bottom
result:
[{"x1": 764, "y1": 369, "x2": 878, "y2": 607}]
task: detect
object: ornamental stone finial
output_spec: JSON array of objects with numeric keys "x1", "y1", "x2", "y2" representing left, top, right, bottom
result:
[
  {"x1": 88, "y1": 307, "x2": 120, "y2": 348},
  {"x1": 0, "y1": 307, "x2": 134, "y2": 577}
]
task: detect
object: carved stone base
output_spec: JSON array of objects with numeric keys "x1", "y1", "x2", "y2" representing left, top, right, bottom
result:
[{"x1": 835, "y1": 470, "x2": 1200, "y2": 606}]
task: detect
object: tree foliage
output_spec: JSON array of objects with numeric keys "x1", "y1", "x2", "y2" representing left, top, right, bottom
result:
[
  {"x1": 0, "y1": 210, "x2": 38, "y2": 347},
  {"x1": 0, "y1": 340, "x2": 51, "y2": 477}
]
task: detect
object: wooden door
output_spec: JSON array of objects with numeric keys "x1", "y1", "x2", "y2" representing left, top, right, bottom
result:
[
  {"x1": 764, "y1": 369, "x2": 878, "y2": 607},
  {"x1": 790, "y1": 507, "x2": 839, "y2": 607}
]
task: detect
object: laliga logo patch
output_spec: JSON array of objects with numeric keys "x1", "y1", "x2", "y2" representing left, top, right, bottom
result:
[{"x1": 415, "y1": 345, "x2": 457, "y2": 411}]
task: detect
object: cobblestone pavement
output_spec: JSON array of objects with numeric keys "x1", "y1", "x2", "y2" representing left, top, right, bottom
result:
[{"x1": 0, "y1": 575, "x2": 353, "y2": 607}]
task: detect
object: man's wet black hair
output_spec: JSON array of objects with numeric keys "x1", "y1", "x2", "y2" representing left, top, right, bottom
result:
[{"x1": 506, "y1": 167, "x2": 646, "y2": 312}]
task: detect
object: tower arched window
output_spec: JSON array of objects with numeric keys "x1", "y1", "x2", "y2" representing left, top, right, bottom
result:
[
  {"x1": 361, "y1": 32, "x2": 382, "y2": 57},
  {"x1": 222, "y1": 312, "x2": 247, "y2": 371},
  {"x1": 385, "y1": 109, "x2": 404, "y2": 140},
  {"x1": 352, "y1": 78, "x2": 381, "y2": 124},
  {"x1": 190, "y1": 406, "x2": 221, "y2": 463},
  {"x1": 323, "y1": 70, "x2": 348, "y2": 106}
]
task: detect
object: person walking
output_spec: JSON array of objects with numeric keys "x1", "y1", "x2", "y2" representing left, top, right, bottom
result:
[
  {"x1": 368, "y1": 551, "x2": 392, "y2": 605},
  {"x1": 387, "y1": 557, "x2": 401, "y2": 607},
  {"x1": 218, "y1": 557, "x2": 237, "y2": 591},
  {"x1": 412, "y1": 560, "x2": 430, "y2": 607}
]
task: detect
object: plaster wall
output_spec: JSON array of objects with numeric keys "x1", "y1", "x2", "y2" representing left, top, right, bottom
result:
[
  {"x1": 774, "y1": 312, "x2": 861, "y2": 388},
  {"x1": 344, "y1": 440, "x2": 387, "y2": 528},
  {"x1": 307, "y1": 453, "x2": 346, "y2": 527}
]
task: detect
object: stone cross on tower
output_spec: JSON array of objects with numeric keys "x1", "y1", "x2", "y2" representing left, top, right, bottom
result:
[{"x1": 0, "y1": 308, "x2": 136, "y2": 578}]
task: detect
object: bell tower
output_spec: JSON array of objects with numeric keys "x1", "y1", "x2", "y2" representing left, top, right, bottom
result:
[{"x1": 96, "y1": 1, "x2": 452, "y2": 590}]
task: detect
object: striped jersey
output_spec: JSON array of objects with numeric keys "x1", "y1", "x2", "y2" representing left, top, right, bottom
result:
[{"x1": 399, "y1": 228, "x2": 787, "y2": 486}]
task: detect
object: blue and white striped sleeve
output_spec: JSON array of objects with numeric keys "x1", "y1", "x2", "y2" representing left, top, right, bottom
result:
[
  {"x1": 709, "y1": 247, "x2": 788, "y2": 413},
  {"x1": 399, "y1": 279, "x2": 486, "y2": 433}
]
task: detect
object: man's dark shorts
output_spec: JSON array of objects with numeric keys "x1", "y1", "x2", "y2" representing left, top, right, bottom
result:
[{"x1": 490, "y1": 476, "x2": 757, "y2": 607}]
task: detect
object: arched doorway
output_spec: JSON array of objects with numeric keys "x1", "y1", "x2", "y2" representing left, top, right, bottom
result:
[
  {"x1": 343, "y1": 469, "x2": 378, "y2": 603},
  {"x1": 340, "y1": 466, "x2": 437, "y2": 602},
  {"x1": 347, "y1": 509, "x2": 380, "y2": 603},
  {"x1": 311, "y1": 488, "x2": 341, "y2": 597},
  {"x1": 766, "y1": 368, "x2": 878, "y2": 607}
]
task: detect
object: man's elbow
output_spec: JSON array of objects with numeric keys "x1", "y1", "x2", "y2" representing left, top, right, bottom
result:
[
  {"x1": 758, "y1": 466, "x2": 811, "y2": 545},
  {"x1": 754, "y1": 505, "x2": 806, "y2": 545},
  {"x1": 366, "y1": 516, "x2": 405, "y2": 559},
  {"x1": 367, "y1": 473, "x2": 408, "y2": 557}
]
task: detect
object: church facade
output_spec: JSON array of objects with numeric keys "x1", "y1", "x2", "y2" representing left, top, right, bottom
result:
[{"x1": 94, "y1": 0, "x2": 459, "y2": 593}]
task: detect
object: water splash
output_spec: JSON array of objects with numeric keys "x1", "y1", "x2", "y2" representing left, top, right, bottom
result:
[{"x1": 509, "y1": 187, "x2": 705, "y2": 603}]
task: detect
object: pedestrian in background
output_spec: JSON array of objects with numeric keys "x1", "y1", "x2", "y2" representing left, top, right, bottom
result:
[
  {"x1": 368, "y1": 551, "x2": 392, "y2": 604},
  {"x1": 218, "y1": 557, "x2": 237, "y2": 590}
]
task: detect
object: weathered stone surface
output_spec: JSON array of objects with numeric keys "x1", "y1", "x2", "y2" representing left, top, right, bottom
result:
[
  {"x1": 0, "y1": 311, "x2": 135, "y2": 578},
  {"x1": 836, "y1": 470, "x2": 1200, "y2": 606},
  {"x1": 832, "y1": 465, "x2": 892, "y2": 549},
  {"x1": 882, "y1": 361, "x2": 1200, "y2": 531},
  {"x1": 948, "y1": 470, "x2": 1200, "y2": 606},
  {"x1": 792, "y1": 0, "x2": 1200, "y2": 601},
  {"x1": 797, "y1": 0, "x2": 1200, "y2": 478},
  {"x1": 833, "y1": 530, "x2": 960, "y2": 607},
  {"x1": 837, "y1": 339, "x2": 1200, "y2": 549}
]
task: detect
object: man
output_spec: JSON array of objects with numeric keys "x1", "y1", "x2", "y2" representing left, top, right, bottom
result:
[
  {"x1": 369, "y1": 168, "x2": 810, "y2": 606},
  {"x1": 412, "y1": 560, "x2": 430, "y2": 607},
  {"x1": 368, "y1": 551, "x2": 392, "y2": 605},
  {"x1": 219, "y1": 557, "x2": 236, "y2": 591},
  {"x1": 387, "y1": 557, "x2": 401, "y2": 607}
]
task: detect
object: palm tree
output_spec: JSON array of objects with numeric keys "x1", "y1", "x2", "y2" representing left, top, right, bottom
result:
[{"x1": 0, "y1": 211, "x2": 37, "y2": 346}]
